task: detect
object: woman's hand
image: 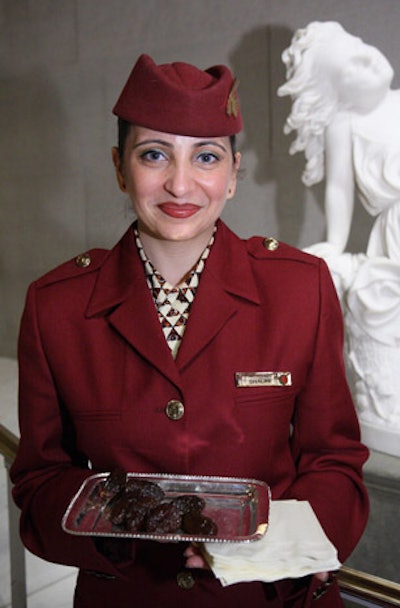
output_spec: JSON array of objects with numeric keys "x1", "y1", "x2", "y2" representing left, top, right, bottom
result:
[
  {"x1": 184, "y1": 544, "x2": 330, "y2": 585},
  {"x1": 184, "y1": 544, "x2": 210, "y2": 569}
]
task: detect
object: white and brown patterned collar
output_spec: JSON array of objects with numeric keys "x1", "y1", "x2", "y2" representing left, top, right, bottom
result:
[{"x1": 134, "y1": 225, "x2": 216, "y2": 358}]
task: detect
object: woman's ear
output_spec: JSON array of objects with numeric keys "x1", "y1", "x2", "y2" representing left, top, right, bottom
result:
[
  {"x1": 227, "y1": 151, "x2": 241, "y2": 200},
  {"x1": 111, "y1": 146, "x2": 126, "y2": 192}
]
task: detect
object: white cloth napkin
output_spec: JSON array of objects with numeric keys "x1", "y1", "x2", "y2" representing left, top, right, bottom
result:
[{"x1": 204, "y1": 500, "x2": 341, "y2": 586}]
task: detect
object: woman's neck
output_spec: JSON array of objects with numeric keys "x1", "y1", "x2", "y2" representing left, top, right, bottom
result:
[{"x1": 138, "y1": 227, "x2": 215, "y2": 286}]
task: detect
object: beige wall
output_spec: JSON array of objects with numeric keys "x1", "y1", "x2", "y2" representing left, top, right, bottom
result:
[{"x1": 2, "y1": 0, "x2": 400, "y2": 356}]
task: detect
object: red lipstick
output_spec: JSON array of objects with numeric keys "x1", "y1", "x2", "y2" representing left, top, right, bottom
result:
[{"x1": 159, "y1": 203, "x2": 200, "y2": 218}]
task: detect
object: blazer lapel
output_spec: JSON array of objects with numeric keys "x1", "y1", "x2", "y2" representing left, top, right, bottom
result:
[
  {"x1": 108, "y1": 284, "x2": 182, "y2": 389},
  {"x1": 176, "y1": 221, "x2": 261, "y2": 370},
  {"x1": 86, "y1": 227, "x2": 182, "y2": 389}
]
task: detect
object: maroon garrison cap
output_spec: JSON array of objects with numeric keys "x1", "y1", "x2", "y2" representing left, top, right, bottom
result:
[{"x1": 112, "y1": 54, "x2": 242, "y2": 137}]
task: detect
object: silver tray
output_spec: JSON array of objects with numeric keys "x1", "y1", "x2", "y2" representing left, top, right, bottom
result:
[{"x1": 62, "y1": 472, "x2": 270, "y2": 543}]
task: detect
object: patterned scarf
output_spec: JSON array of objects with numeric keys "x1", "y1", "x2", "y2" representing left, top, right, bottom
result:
[{"x1": 134, "y1": 227, "x2": 215, "y2": 358}]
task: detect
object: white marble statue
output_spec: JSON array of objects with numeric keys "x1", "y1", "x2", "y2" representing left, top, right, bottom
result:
[{"x1": 278, "y1": 21, "x2": 400, "y2": 456}]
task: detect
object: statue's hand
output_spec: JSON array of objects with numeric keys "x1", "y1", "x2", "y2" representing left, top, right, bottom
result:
[{"x1": 303, "y1": 241, "x2": 343, "y2": 258}]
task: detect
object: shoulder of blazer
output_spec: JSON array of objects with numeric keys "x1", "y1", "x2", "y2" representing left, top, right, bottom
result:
[
  {"x1": 245, "y1": 235, "x2": 321, "y2": 267},
  {"x1": 33, "y1": 248, "x2": 110, "y2": 289}
]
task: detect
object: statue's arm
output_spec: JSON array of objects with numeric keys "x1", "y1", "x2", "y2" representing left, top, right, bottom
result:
[
  {"x1": 324, "y1": 113, "x2": 355, "y2": 253},
  {"x1": 305, "y1": 113, "x2": 354, "y2": 257}
]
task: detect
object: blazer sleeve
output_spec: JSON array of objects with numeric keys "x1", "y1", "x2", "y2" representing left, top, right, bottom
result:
[
  {"x1": 282, "y1": 259, "x2": 369, "y2": 563},
  {"x1": 10, "y1": 283, "x2": 133, "y2": 576}
]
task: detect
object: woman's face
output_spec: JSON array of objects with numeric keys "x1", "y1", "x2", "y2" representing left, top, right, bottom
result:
[
  {"x1": 112, "y1": 126, "x2": 241, "y2": 244},
  {"x1": 319, "y1": 34, "x2": 393, "y2": 112}
]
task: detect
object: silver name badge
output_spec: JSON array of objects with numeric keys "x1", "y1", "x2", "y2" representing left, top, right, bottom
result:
[{"x1": 235, "y1": 371, "x2": 292, "y2": 387}]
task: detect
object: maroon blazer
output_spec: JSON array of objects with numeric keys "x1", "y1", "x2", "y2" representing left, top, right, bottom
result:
[{"x1": 11, "y1": 220, "x2": 368, "y2": 607}]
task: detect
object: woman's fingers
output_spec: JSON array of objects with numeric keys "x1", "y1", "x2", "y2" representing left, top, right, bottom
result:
[{"x1": 183, "y1": 544, "x2": 209, "y2": 569}]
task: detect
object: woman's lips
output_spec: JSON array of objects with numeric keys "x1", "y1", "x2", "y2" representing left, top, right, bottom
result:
[{"x1": 159, "y1": 202, "x2": 200, "y2": 218}]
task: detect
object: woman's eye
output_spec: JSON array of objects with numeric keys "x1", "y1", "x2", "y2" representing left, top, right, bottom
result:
[
  {"x1": 141, "y1": 150, "x2": 166, "y2": 162},
  {"x1": 197, "y1": 151, "x2": 219, "y2": 164}
]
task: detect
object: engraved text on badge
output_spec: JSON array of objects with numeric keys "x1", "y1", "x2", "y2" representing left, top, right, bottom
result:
[{"x1": 235, "y1": 372, "x2": 292, "y2": 387}]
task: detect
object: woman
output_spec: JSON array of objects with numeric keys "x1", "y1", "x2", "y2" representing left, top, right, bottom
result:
[
  {"x1": 278, "y1": 21, "x2": 400, "y2": 436},
  {"x1": 11, "y1": 53, "x2": 368, "y2": 607}
]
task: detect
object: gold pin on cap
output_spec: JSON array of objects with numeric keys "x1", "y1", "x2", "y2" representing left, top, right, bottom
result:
[{"x1": 226, "y1": 79, "x2": 240, "y2": 117}]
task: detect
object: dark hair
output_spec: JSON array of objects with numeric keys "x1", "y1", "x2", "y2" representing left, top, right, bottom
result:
[
  {"x1": 117, "y1": 118, "x2": 131, "y2": 161},
  {"x1": 117, "y1": 118, "x2": 237, "y2": 162}
]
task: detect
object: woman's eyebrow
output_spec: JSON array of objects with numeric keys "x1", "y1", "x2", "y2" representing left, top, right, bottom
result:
[
  {"x1": 132, "y1": 139, "x2": 173, "y2": 150},
  {"x1": 193, "y1": 141, "x2": 228, "y2": 152}
]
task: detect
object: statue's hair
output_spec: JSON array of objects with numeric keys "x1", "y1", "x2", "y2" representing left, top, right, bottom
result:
[{"x1": 278, "y1": 21, "x2": 347, "y2": 186}]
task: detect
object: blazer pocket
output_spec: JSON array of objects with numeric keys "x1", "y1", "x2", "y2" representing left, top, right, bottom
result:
[
  {"x1": 72, "y1": 409, "x2": 122, "y2": 422},
  {"x1": 235, "y1": 386, "x2": 296, "y2": 406}
]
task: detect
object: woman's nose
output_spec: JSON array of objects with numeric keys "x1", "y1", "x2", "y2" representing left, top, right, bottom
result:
[{"x1": 164, "y1": 162, "x2": 193, "y2": 198}]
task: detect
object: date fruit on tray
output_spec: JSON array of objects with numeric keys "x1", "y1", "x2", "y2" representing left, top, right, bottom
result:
[{"x1": 62, "y1": 471, "x2": 270, "y2": 543}]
